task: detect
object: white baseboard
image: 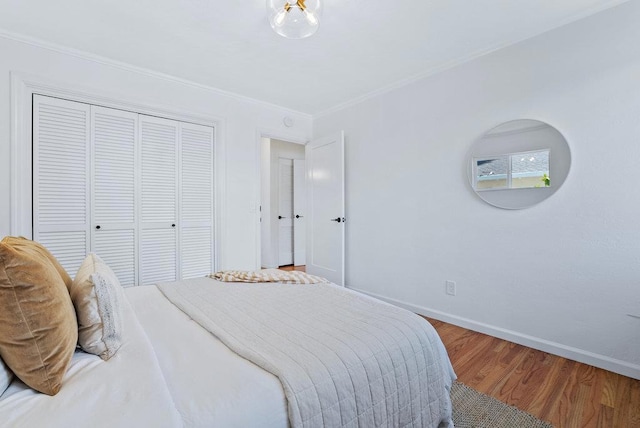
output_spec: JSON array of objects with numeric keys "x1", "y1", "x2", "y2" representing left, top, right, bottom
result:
[{"x1": 349, "y1": 287, "x2": 640, "y2": 380}]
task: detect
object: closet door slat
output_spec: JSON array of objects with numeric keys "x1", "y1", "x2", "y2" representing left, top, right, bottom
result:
[
  {"x1": 93, "y1": 229, "x2": 136, "y2": 287},
  {"x1": 181, "y1": 227, "x2": 213, "y2": 278},
  {"x1": 180, "y1": 123, "x2": 215, "y2": 278},
  {"x1": 139, "y1": 115, "x2": 178, "y2": 285},
  {"x1": 33, "y1": 95, "x2": 91, "y2": 276},
  {"x1": 140, "y1": 229, "x2": 177, "y2": 285},
  {"x1": 91, "y1": 106, "x2": 138, "y2": 287},
  {"x1": 141, "y1": 119, "x2": 177, "y2": 224}
]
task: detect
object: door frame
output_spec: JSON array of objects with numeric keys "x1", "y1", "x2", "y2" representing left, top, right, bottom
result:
[
  {"x1": 255, "y1": 129, "x2": 308, "y2": 270},
  {"x1": 10, "y1": 72, "x2": 225, "y2": 270}
]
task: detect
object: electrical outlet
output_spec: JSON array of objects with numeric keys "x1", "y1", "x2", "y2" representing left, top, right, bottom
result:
[{"x1": 445, "y1": 280, "x2": 456, "y2": 296}]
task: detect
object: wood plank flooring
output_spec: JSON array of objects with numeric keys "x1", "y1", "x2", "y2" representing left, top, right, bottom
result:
[
  {"x1": 276, "y1": 266, "x2": 639, "y2": 426},
  {"x1": 277, "y1": 265, "x2": 306, "y2": 272},
  {"x1": 427, "y1": 318, "x2": 640, "y2": 428}
]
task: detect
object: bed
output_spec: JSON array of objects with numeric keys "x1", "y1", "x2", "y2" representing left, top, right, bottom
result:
[{"x1": 0, "y1": 242, "x2": 456, "y2": 428}]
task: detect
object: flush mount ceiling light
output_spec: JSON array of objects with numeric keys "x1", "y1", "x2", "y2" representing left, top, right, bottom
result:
[{"x1": 267, "y1": 0, "x2": 322, "y2": 39}]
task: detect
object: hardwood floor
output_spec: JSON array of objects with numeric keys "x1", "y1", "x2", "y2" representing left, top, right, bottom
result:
[
  {"x1": 272, "y1": 267, "x2": 638, "y2": 426},
  {"x1": 278, "y1": 265, "x2": 306, "y2": 272},
  {"x1": 427, "y1": 318, "x2": 640, "y2": 428}
]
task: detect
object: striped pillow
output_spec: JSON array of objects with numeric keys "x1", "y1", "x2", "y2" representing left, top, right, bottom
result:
[{"x1": 70, "y1": 253, "x2": 124, "y2": 360}]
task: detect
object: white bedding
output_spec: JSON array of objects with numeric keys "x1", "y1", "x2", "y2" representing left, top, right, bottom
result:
[
  {"x1": 125, "y1": 285, "x2": 289, "y2": 428},
  {"x1": 0, "y1": 297, "x2": 182, "y2": 428},
  {"x1": 0, "y1": 281, "x2": 454, "y2": 428}
]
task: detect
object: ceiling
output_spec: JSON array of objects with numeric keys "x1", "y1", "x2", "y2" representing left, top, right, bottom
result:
[{"x1": 0, "y1": 0, "x2": 628, "y2": 114}]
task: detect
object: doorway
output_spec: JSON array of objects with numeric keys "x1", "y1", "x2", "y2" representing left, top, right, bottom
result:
[{"x1": 260, "y1": 138, "x2": 306, "y2": 269}]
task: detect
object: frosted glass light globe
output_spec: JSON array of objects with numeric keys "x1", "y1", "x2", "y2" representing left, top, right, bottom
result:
[{"x1": 267, "y1": 0, "x2": 322, "y2": 39}]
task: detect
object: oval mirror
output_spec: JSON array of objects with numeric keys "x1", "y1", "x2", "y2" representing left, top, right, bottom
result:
[{"x1": 468, "y1": 119, "x2": 571, "y2": 209}]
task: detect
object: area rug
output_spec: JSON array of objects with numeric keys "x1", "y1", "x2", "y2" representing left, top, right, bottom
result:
[{"x1": 451, "y1": 382, "x2": 554, "y2": 428}]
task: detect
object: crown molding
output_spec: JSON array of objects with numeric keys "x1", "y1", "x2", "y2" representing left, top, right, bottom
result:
[
  {"x1": 313, "y1": 0, "x2": 630, "y2": 119},
  {"x1": 0, "y1": 28, "x2": 312, "y2": 120},
  {"x1": 0, "y1": 0, "x2": 628, "y2": 120}
]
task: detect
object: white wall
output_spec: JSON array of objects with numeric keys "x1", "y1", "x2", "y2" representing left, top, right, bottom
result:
[
  {"x1": 260, "y1": 137, "x2": 273, "y2": 268},
  {"x1": 0, "y1": 34, "x2": 311, "y2": 271},
  {"x1": 313, "y1": 1, "x2": 640, "y2": 378}
]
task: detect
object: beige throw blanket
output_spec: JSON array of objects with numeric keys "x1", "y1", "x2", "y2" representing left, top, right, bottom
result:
[
  {"x1": 209, "y1": 268, "x2": 329, "y2": 284},
  {"x1": 158, "y1": 277, "x2": 455, "y2": 428}
]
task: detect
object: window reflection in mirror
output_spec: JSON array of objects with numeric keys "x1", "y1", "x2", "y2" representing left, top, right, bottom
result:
[
  {"x1": 475, "y1": 157, "x2": 508, "y2": 190},
  {"x1": 474, "y1": 149, "x2": 550, "y2": 191},
  {"x1": 511, "y1": 150, "x2": 549, "y2": 189}
]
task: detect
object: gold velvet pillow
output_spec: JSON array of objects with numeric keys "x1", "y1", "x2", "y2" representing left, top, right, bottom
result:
[
  {"x1": 0, "y1": 237, "x2": 78, "y2": 395},
  {"x1": 1, "y1": 236, "x2": 73, "y2": 289}
]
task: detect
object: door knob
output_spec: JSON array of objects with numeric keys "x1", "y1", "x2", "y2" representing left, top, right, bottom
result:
[
  {"x1": 295, "y1": 214, "x2": 304, "y2": 219},
  {"x1": 330, "y1": 217, "x2": 342, "y2": 223},
  {"x1": 278, "y1": 215, "x2": 286, "y2": 219}
]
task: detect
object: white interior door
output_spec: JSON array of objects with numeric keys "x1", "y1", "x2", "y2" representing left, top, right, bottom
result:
[
  {"x1": 33, "y1": 95, "x2": 91, "y2": 276},
  {"x1": 180, "y1": 122, "x2": 215, "y2": 278},
  {"x1": 278, "y1": 158, "x2": 294, "y2": 266},
  {"x1": 293, "y1": 159, "x2": 306, "y2": 266},
  {"x1": 139, "y1": 115, "x2": 179, "y2": 285},
  {"x1": 91, "y1": 106, "x2": 138, "y2": 287},
  {"x1": 305, "y1": 131, "x2": 345, "y2": 285}
]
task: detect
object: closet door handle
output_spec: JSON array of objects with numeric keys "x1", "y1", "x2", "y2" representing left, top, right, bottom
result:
[
  {"x1": 96, "y1": 225, "x2": 101, "y2": 230},
  {"x1": 278, "y1": 216, "x2": 286, "y2": 219},
  {"x1": 330, "y1": 217, "x2": 342, "y2": 223},
  {"x1": 171, "y1": 224, "x2": 176, "y2": 227},
  {"x1": 295, "y1": 214, "x2": 304, "y2": 219}
]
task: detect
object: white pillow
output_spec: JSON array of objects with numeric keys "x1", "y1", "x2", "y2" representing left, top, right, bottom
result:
[
  {"x1": 0, "y1": 355, "x2": 12, "y2": 397},
  {"x1": 71, "y1": 253, "x2": 124, "y2": 360},
  {"x1": 0, "y1": 358, "x2": 13, "y2": 397}
]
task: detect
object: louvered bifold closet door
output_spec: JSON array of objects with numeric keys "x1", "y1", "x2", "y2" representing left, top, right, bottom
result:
[
  {"x1": 180, "y1": 122, "x2": 215, "y2": 278},
  {"x1": 33, "y1": 95, "x2": 91, "y2": 276},
  {"x1": 91, "y1": 106, "x2": 138, "y2": 287},
  {"x1": 139, "y1": 115, "x2": 179, "y2": 285}
]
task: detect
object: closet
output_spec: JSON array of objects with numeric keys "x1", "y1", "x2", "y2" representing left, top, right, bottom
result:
[{"x1": 33, "y1": 95, "x2": 215, "y2": 286}]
